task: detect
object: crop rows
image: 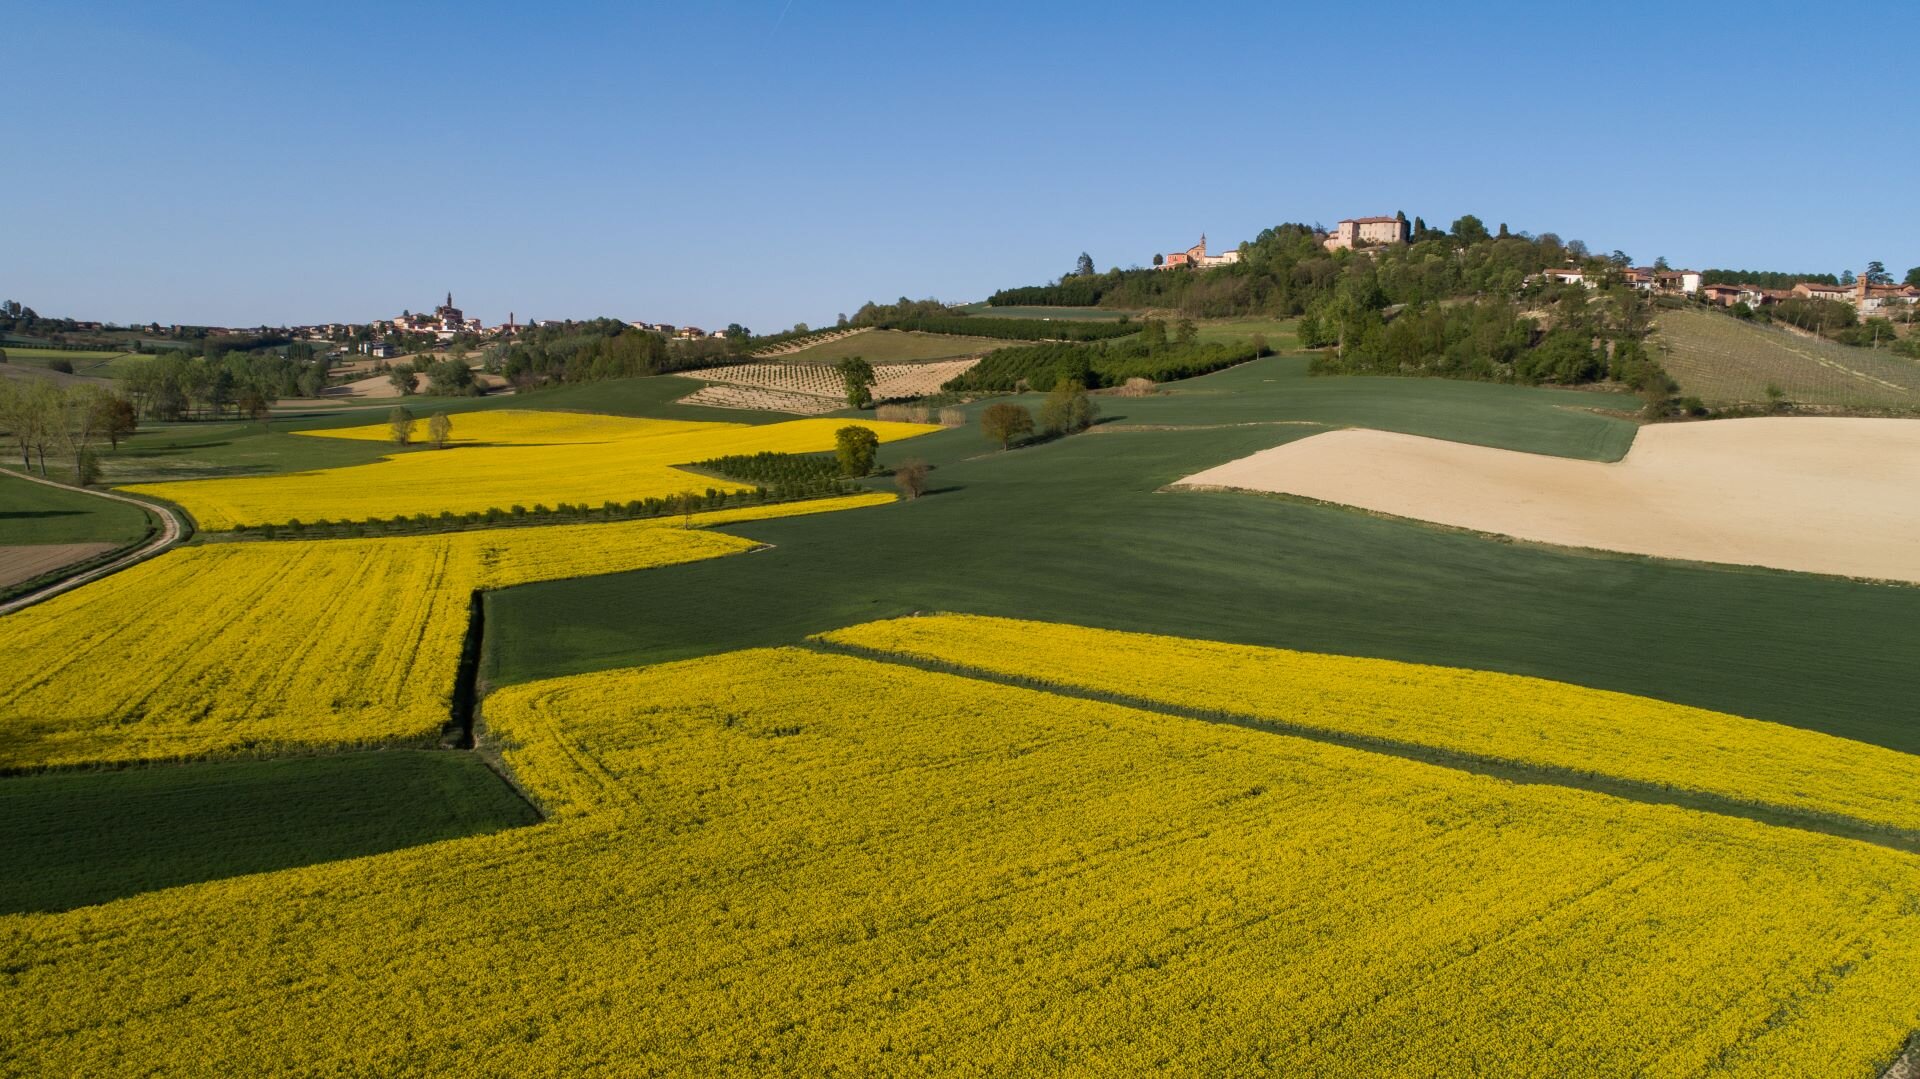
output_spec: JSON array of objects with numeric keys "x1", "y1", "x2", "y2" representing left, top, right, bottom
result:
[
  {"x1": 0, "y1": 494, "x2": 890, "y2": 770},
  {"x1": 1654, "y1": 307, "x2": 1920, "y2": 409},
  {"x1": 820, "y1": 613, "x2": 1920, "y2": 834},
  {"x1": 8, "y1": 643, "x2": 1920, "y2": 1075},
  {"x1": 681, "y1": 358, "x2": 983, "y2": 413}
]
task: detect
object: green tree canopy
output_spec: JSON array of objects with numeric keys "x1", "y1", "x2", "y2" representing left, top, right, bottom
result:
[
  {"x1": 836, "y1": 357, "x2": 876, "y2": 409},
  {"x1": 980, "y1": 402, "x2": 1034, "y2": 450},
  {"x1": 834, "y1": 425, "x2": 879, "y2": 477},
  {"x1": 1039, "y1": 378, "x2": 1097, "y2": 435}
]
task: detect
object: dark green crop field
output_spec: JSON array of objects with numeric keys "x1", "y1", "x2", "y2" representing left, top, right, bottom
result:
[
  {"x1": 0, "y1": 751, "x2": 537, "y2": 914},
  {"x1": 0, "y1": 470, "x2": 153, "y2": 545},
  {"x1": 484, "y1": 356, "x2": 1920, "y2": 754}
]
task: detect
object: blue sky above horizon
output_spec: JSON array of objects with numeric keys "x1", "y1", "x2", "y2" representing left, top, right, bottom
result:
[{"x1": 6, "y1": 1, "x2": 1913, "y2": 330}]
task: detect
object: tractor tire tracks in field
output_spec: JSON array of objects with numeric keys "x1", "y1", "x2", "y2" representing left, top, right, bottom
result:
[{"x1": 809, "y1": 638, "x2": 1920, "y2": 857}]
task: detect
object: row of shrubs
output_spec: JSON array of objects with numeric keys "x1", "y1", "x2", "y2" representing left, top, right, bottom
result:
[
  {"x1": 227, "y1": 486, "x2": 791, "y2": 540},
  {"x1": 873, "y1": 404, "x2": 967, "y2": 426},
  {"x1": 945, "y1": 338, "x2": 1267, "y2": 393},
  {"x1": 877, "y1": 315, "x2": 1140, "y2": 342},
  {"x1": 690, "y1": 451, "x2": 860, "y2": 500}
]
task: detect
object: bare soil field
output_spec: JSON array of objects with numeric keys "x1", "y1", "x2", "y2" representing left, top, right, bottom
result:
[
  {"x1": 0, "y1": 543, "x2": 119, "y2": 590},
  {"x1": 1175, "y1": 417, "x2": 1920, "y2": 584}
]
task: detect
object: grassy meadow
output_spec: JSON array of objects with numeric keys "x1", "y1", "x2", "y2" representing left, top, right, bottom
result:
[
  {"x1": 0, "y1": 470, "x2": 153, "y2": 545},
  {"x1": 0, "y1": 346, "x2": 141, "y2": 378}
]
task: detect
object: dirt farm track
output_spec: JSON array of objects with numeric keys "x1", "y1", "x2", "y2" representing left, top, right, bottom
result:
[{"x1": 1176, "y1": 417, "x2": 1920, "y2": 585}]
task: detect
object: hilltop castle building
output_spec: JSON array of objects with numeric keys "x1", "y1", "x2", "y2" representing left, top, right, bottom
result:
[
  {"x1": 1157, "y1": 234, "x2": 1241, "y2": 270},
  {"x1": 1322, "y1": 216, "x2": 1409, "y2": 251}
]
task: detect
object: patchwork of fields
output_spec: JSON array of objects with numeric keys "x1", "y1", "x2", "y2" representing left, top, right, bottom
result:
[
  {"x1": 6, "y1": 345, "x2": 1920, "y2": 1075},
  {"x1": 0, "y1": 494, "x2": 888, "y2": 769},
  {"x1": 1175, "y1": 418, "x2": 1920, "y2": 584},
  {"x1": 123, "y1": 410, "x2": 933, "y2": 529},
  {"x1": 9, "y1": 637, "x2": 1920, "y2": 1074},
  {"x1": 681, "y1": 357, "x2": 980, "y2": 414}
]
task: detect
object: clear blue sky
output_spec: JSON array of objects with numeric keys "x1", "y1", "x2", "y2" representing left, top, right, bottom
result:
[{"x1": 6, "y1": 1, "x2": 1913, "y2": 330}]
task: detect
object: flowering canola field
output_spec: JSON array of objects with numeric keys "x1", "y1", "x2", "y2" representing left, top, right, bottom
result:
[
  {"x1": 820, "y1": 613, "x2": 1920, "y2": 835},
  {"x1": 121, "y1": 411, "x2": 934, "y2": 530},
  {"x1": 6, "y1": 645, "x2": 1920, "y2": 1076},
  {"x1": 0, "y1": 494, "x2": 890, "y2": 770}
]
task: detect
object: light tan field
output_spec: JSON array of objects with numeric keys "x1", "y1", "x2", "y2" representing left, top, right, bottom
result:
[{"x1": 1175, "y1": 417, "x2": 1920, "y2": 584}]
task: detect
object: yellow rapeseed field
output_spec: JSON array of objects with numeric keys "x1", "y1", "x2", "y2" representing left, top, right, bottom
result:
[
  {"x1": 122, "y1": 410, "x2": 935, "y2": 529},
  {"x1": 0, "y1": 494, "x2": 890, "y2": 770},
  {"x1": 6, "y1": 646, "x2": 1920, "y2": 1075},
  {"x1": 821, "y1": 613, "x2": 1920, "y2": 835}
]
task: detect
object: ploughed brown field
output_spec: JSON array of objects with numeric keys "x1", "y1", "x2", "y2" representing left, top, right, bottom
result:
[
  {"x1": 1175, "y1": 417, "x2": 1920, "y2": 584},
  {"x1": 0, "y1": 543, "x2": 120, "y2": 590}
]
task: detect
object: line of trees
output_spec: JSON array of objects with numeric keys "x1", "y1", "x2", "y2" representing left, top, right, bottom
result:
[
  {"x1": 945, "y1": 326, "x2": 1270, "y2": 393},
  {"x1": 0, "y1": 380, "x2": 138, "y2": 484},
  {"x1": 1699, "y1": 269, "x2": 1839, "y2": 289},
  {"x1": 121, "y1": 350, "x2": 324, "y2": 419},
  {"x1": 875, "y1": 314, "x2": 1139, "y2": 342}
]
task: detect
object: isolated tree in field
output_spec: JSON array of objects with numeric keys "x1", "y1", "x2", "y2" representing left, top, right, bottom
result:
[
  {"x1": 980, "y1": 402, "x2": 1034, "y2": 450},
  {"x1": 238, "y1": 387, "x2": 271, "y2": 430},
  {"x1": 835, "y1": 424, "x2": 879, "y2": 476},
  {"x1": 428, "y1": 358, "x2": 477, "y2": 396},
  {"x1": 389, "y1": 405, "x2": 416, "y2": 446},
  {"x1": 428, "y1": 411, "x2": 453, "y2": 449},
  {"x1": 386, "y1": 363, "x2": 417, "y2": 396},
  {"x1": 23, "y1": 380, "x2": 62, "y2": 475},
  {"x1": 0, "y1": 382, "x2": 35, "y2": 469},
  {"x1": 1075, "y1": 252, "x2": 1096, "y2": 277},
  {"x1": 90, "y1": 393, "x2": 138, "y2": 451},
  {"x1": 1140, "y1": 317, "x2": 1167, "y2": 354},
  {"x1": 1175, "y1": 318, "x2": 1198, "y2": 347},
  {"x1": 0, "y1": 348, "x2": 8, "y2": 363},
  {"x1": 836, "y1": 356, "x2": 876, "y2": 409},
  {"x1": 1040, "y1": 378, "x2": 1097, "y2": 436},
  {"x1": 52, "y1": 384, "x2": 110, "y2": 485},
  {"x1": 893, "y1": 458, "x2": 929, "y2": 500}
]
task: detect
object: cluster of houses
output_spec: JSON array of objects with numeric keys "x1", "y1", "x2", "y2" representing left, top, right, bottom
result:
[
  {"x1": 629, "y1": 321, "x2": 732, "y2": 341},
  {"x1": 1540, "y1": 266, "x2": 1918, "y2": 314},
  {"x1": 1157, "y1": 217, "x2": 1414, "y2": 269}
]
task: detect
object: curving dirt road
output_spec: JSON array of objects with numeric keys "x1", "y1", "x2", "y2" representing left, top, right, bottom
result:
[{"x1": 0, "y1": 472, "x2": 185, "y2": 616}]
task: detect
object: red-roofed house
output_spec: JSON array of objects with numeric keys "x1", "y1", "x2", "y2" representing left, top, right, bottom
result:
[{"x1": 1156, "y1": 234, "x2": 1241, "y2": 271}]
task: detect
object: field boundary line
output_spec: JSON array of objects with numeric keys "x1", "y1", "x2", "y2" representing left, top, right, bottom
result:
[
  {"x1": 1160, "y1": 483, "x2": 1920, "y2": 590},
  {"x1": 0, "y1": 472, "x2": 186, "y2": 616},
  {"x1": 807, "y1": 636, "x2": 1920, "y2": 855}
]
